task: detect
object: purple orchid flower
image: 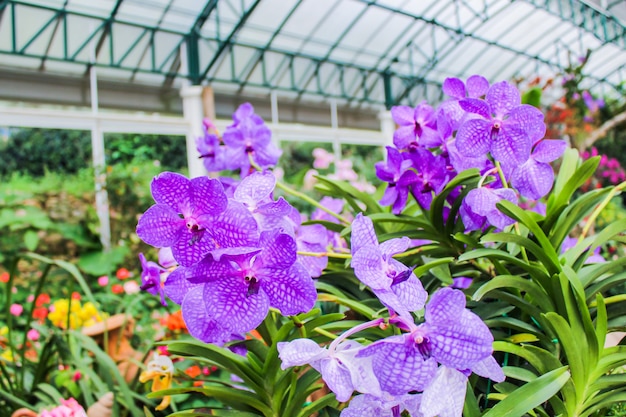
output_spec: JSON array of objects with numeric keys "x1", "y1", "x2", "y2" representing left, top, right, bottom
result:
[
  {"x1": 222, "y1": 103, "x2": 282, "y2": 176},
  {"x1": 233, "y1": 170, "x2": 295, "y2": 234},
  {"x1": 138, "y1": 253, "x2": 167, "y2": 306},
  {"x1": 278, "y1": 338, "x2": 381, "y2": 402},
  {"x1": 357, "y1": 287, "x2": 503, "y2": 399},
  {"x1": 167, "y1": 230, "x2": 316, "y2": 339},
  {"x1": 391, "y1": 102, "x2": 439, "y2": 150},
  {"x1": 439, "y1": 75, "x2": 489, "y2": 131},
  {"x1": 196, "y1": 124, "x2": 227, "y2": 172},
  {"x1": 350, "y1": 213, "x2": 427, "y2": 318},
  {"x1": 462, "y1": 187, "x2": 518, "y2": 231},
  {"x1": 295, "y1": 222, "x2": 329, "y2": 278},
  {"x1": 404, "y1": 147, "x2": 450, "y2": 210},
  {"x1": 375, "y1": 146, "x2": 415, "y2": 214},
  {"x1": 511, "y1": 140, "x2": 567, "y2": 199},
  {"x1": 456, "y1": 81, "x2": 545, "y2": 166},
  {"x1": 340, "y1": 393, "x2": 421, "y2": 417},
  {"x1": 136, "y1": 172, "x2": 229, "y2": 266}
]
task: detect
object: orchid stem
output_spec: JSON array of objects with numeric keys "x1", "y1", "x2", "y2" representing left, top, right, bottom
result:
[
  {"x1": 579, "y1": 181, "x2": 626, "y2": 242},
  {"x1": 275, "y1": 181, "x2": 351, "y2": 225},
  {"x1": 329, "y1": 318, "x2": 385, "y2": 352},
  {"x1": 297, "y1": 251, "x2": 351, "y2": 259}
]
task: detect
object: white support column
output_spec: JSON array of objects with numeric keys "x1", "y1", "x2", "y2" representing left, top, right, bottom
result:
[
  {"x1": 90, "y1": 64, "x2": 111, "y2": 252},
  {"x1": 330, "y1": 99, "x2": 341, "y2": 168},
  {"x1": 180, "y1": 84, "x2": 206, "y2": 178},
  {"x1": 379, "y1": 109, "x2": 395, "y2": 152}
]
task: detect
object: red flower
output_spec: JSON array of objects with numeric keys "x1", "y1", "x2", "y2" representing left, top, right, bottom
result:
[
  {"x1": 111, "y1": 284, "x2": 124, "y2": 294},
  {"x1": 71, "y1": 292, "x2": 81, "y2": 300},
  {"x1": 0, "y1": 272, "x2": 9, "y2": 283},
  {"x1": 32, "y1": 306, "x2": 48, "y2": 322},
  {"x1": 185, "y1": 365, "x2": 201, "y2": 378},
  {"x1": 116, "y1": 268, "x2": 132, "y2": 280},
  {"x1": 36, "y1": 293, "x2": 50, "y2": 307}
]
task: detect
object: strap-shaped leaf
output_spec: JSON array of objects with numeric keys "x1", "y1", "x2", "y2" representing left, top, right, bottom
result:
[
  {"x1": 544, "y1": 312, "x2": 586, "y2": 399},
  {"x1": 474, "y1": 275, "x2": 554, "y2": 312},
  {"x1": 460, "y1": 248, "x2": 550, "y2": 288},
  {"x1": 151, "y1": 386, "x2": 272, "y2": 416},
  {"x1": 580, "y1": 389, "x2": 626, "y2": 417},
  {"x1": 296, "y1": 393, "x2": 337, "y2": 417},
  {"x1": 548, "y1": 187, "x2": 612, "y2": 249},
  {"x1": 165, "y1": 340, "x2": 265, "y2": 393},
  {"x1": 315, "y1": 175, "x2": 382, "y2": 214},
  {"x1": 429, "y1": 168, "x2": 480, "y2": 231},
  {"x1": 482, "y1": 366, "x2": 570, "y2": 417}
]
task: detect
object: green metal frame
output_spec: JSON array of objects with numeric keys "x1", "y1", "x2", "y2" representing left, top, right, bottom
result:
[{"x1": 0, "y1": 0, "x2": 624, "y2": 109}]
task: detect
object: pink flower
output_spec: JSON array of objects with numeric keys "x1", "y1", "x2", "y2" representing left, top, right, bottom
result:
[
  {"x1": 10, "y1": 304, "x2": 23, "y2": 316},
  {"x1": 97, "y1": 276, "x2": 109, "y2": 286},
  {"x1": 38, "y1": 398, "x2": 87, "y2": 417},
  {"x1": 27, "y1": 329, "x2": 40, "y2": 341},
  {"x1": 72, "y1": 371, "x2": 82, "y2": 382},
  {"x1": 312, "y1": 148, "x2": 334, "y2": 169},
  {"x1": 123, "y1": 280, "x2": 140, "y2": 295},
  {"x1": 26, "y1": 295, "x2": 35, "y2": 303}
]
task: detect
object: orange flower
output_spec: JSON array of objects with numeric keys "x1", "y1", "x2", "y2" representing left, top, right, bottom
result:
[
  {"x1": 116, "y1": 268, "x2": 132, "y2": 280},
  {"x1": 0, "y1": 272, "x2": 9, "y2": 283},
  {"x1": 164, "y1": 310, "x2": 187, "y2": 332},
  {"x1": 111, "y1": 284, "x2": 124, "y2": 294},
  {"x1": 184, "y1": 365, "x2": 201, "y2": 378},
  {"x1": 71, "y1": 292, "x2": 81, "y2": 300}
]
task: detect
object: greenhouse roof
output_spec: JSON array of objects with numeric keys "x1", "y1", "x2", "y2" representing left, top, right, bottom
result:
[{"x1": 0, "y1": 0, "x2": 625, "y2": 109}]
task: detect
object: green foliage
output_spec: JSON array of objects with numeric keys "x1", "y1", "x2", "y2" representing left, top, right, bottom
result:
[
  {"x1": 0, "y1": 128, "x2": 92, "y2": 177},
  {"x1": 104, "y1": 133, "x2": 187, "y2": 171}
]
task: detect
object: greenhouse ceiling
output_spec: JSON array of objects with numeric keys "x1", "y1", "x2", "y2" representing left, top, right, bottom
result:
[{"x1": 0, "y1": 0, "x2": 625, "y2": 109}]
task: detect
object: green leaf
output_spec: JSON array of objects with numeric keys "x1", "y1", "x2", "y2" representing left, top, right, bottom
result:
[
  {"x1": 78, "y1": 246, "x2": 130, "y2": 276},
  {"x1": 473, "y1": 275, "x2": 554, "y2": 312},
  {"x1": 482, "y1": 366, "x2": 570, "y2": 417},
  {"x1": 23, "y1": 229, "x2": 39, "y2": 251},
  {"x1": 152, "y1": 386, "x2": 272, "y2": 416},
  {"x1": 315, "y1": 175, "x2": 381, "y2": 214}
]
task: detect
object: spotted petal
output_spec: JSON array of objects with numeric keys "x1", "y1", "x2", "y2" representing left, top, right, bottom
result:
[
  {"x1": 442, "y1": 77, "x2": 466, "y2": 99},
  {"x1": 490, "y1": 125, "x2": 532, "y2": 166},
  {"x1": 455, "y1": 118, "x2": 492, "y2": 159},
  {"x1": 277, "y1": 339, "x2": 326, "y2": 369},
  {"x1": 191, "y1": 176, "x2": 228, "y2": 218},
  {"x1": 259, "y1": 231, "x2": 297, "y2": 269},
  {"x1": 379, "y1": 237, "x2": 410, "y2": 257},
  {"x1": 466, "y1": 75, "x2": 489, "y2": 98},
  {"x1": 486, "y1": 81, "x2": 520, "y2": 117},
  {"x1": 262, "y1": 262, "x2": 316, "y2": 316},
  {"x1": 171, "y1": 229, "x2": 216, "y2": 267},
  {"x1": 136, "y1": 204, "x2": 184, "y2": 247},
  {"x1": 164, "y1": 266, "x2": 202, "y2": 304},
  {"x1": 350, "y1": 213, "x2": 378, "y2": 256},
  {"x1": 511, "y1": 158, "x2": 554, "y2": 199},
  {"x1": 358, "y1": 335, "x2": 437, "y2": 394},
  {"x1": 507, "y1": 104, "x2": 546, "y2": 144},
  {"x1": 151, "y1": 172, "x2": 191, "y2": 210},
  {"x1": 205, "y1": 276, "x2": 269, "y2": 334},
  {"x1": 320, "y1": 359, "x2": 355, "y2": 402},
  {"x1": 391, "y1": 105, "x2": 415, "y2": 125},
  {"x1": 420, "y1": 366, "x2": 466, "y2": 417},
  {"x1": 471, "y1": 355, "x2": 505, "y2": 382},
  {"x1": 533, "y1": 139, "x2": 567, "y2": 163},
  {"x1": 425, "y1": 287, "x2": 466, "y2": 324},
  {"x1": 211, "y1": 200, "x2": 259, "y2": 248},
  {"x1": 234, "y1": 171, "x2": 276, "y2": 207},
  {"x1": 352, "y1": 246, "x2": 390, "y2": 290},
  {"x1": 459, "y1": 98, "x2": 490, "y2": 119},
  {"x1": 182, "y1": 286, "x2": 232, "y2": 344}
]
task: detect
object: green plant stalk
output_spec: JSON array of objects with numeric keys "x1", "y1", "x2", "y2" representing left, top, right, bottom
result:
[
  {"x1": 296, "y1": 251, "x2": 351, "y2": 259},
  {"x1": 17, "y1": 262, "x2": 52, "y2": 392},
  {"x1": 495, "y1": 161, "x2": 530, "y2": 263},
  {"x1": 579, "y1": 181, "x2": 626, "y2": 242},
  {"x1": 4, "y1": 256, "x2": 19, "y2": 392},
  {"x1": 275, "y1": 181, "x2": 350, "y2": 225},
  {"x1": 246, "y1": 152, "x2": 350, "y2": 225}
]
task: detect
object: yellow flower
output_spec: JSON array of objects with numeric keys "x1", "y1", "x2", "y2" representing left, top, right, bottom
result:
[
  {"x1": 0, "y1": 326, "x2": 8, "y2": 336},
  {"x1": 48, "y1": 299, "x2": 105, "y2": 329},
  {"x1": 140, "y1": 352, "x2": 174, "y2": 411},
  {"x1": 0, "y1": 349, "x2": 13, "y2": 362}
]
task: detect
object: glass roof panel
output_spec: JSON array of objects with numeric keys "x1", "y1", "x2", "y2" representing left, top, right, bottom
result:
[{"x1": 0, "y1": 0, "x2": 624, "y2": 108}]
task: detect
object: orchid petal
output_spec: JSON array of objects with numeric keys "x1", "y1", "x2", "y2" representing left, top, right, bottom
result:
[
  {"x1": 459, "y1": 98, "x2": 490, "y2": 119},
  {"x1": 455, "y1": 118, "x2": 492, "y2": 158},
  {"x1": 486, "y1": 81, "x2": 520, "y2": 117},
  {"x1": 533, "y1": 140, "x2": 568, "y2": 163},
  {"x1": 466, "y1": 75, "x2": 489, "y2": 97},
  {"x1": 262, "y1": 263, "x2": 316, "y2": 315},
  {"x1": 442, "y1": 77, "x2": 466, "y2": 99},
  {"x1": 420, "y1": 366, "x2": 466, "y2": 417},
  {"x1": 151, "y1": 172, "x2": 191, "y2": 210},
  {"x1": 350, "y1": 213, "x2": 378, "y2": 255},
  {"x1": 182, "y1": 286, "x2": 231, "y2": 344},
  {"x1": 136, "y1": 204, "x2": 184, "y2": 248}
]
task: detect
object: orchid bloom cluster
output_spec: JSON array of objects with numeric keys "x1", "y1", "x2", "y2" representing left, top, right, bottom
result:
[
  {"x1": 376, "y1": 76, "x2": 567, "y2": 230},
  {"x1": 278, "y1": 214, "x2": 505, "y2": 417},
  {"x1": 38, "y1": 398, "x2": 87, "y2": 417},
  {"x1": 136, "y1": 97, "x2": 508, "y2": 415},
  {"x1": 136, "y1": 104, "x2": 346, "y2": 344}
]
